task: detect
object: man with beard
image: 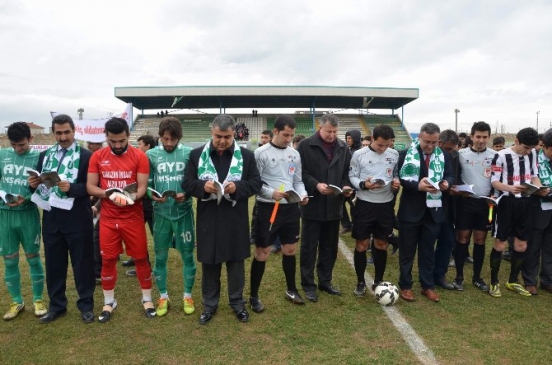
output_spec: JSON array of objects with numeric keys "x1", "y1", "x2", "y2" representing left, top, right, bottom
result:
[
  {"x1": 28, "y1": 114, "x2": 95, "y2": 324},
  {"x1": 183, "y1": 114, "x2": 261, "y2": 325},
  {"x1": 87, "y1": 117, "x2": 154, "y2": 322},
  {"x1": 147, "y1": 117, "x2": 196, "y2": 317}
]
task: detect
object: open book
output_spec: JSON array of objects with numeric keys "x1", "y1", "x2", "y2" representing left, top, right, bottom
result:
[
  {"x1": 0, "y1": 191, "x2": 18, "y2": 204},
  {"x1": 283, "y1": 189, "x2": 310, "y2": 203},
  {"x1": 369, "y1": 178, "x2": 391, "y2": 188},
  {"x1": 213, "y1": 180, "x2": 225, "y2": 205},
  {"x1": 26, "y1": 169, "x2": 61, "y2": 189},
  {"x1": 148, "y1": 187, "x2": 178, "y2": 199},
  {"x1": 328, "y1": 184, "x2": 354, "y2": 196},
  {"x1": 105, "y1": 182, "x2": 138, "y2": 205},
  {"x1": 426, "y1": 179, "x2": 446, "y2": 191},
  {"x1": 454, "y1": 184, "x2": 475, "y2": 195},
  {"x1": 521, "y1": 182, "x2": 549, "y2": 197}
]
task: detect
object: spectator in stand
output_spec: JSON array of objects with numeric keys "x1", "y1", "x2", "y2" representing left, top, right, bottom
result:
[{"x1": 87, "y1": 141, "x2": 103, "y2": 153}]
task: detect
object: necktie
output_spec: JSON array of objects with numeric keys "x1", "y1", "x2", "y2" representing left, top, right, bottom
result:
[
  {"x1": 58, "y1": 148, "x2": 68, "y2": 172},
  {"x1": 424, "y1": 154, "x2": 431, "y2": 169}
]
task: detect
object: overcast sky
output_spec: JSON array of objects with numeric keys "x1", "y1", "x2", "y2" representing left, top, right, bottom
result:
[{"x1": 1, "y1": 0, "x2": 551, "y2": 134}]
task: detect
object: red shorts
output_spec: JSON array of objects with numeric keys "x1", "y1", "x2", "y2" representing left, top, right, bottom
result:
[{"x1": 99, "y1": 219, "x2": 148, "y2": 259}]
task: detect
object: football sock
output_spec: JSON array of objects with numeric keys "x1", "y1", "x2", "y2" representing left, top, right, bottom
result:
[
  {"x1": 250, "y1": 258, "x2": 265, "y2": 298},
  {"x1": 181, "y1": 244, "x2": 196, "y2": 295},
  {"x1": 282, "y1": 254, "x2": 297, "y2": 292},
  {"x1": 509, "y1": 249, "x2": 524, "y2": 283},
  {"x1": 4, "y1": 256, "x2": 22, "y2": 303},
  {"x1": 354, "y1": 249, "x2": 367, "y2": 283},
  {"x1": 160, "y1": 292, "x2": 169, "y2": 300},
  {"x1": 490, "y1": 248, "x2": 502, "y2": 285},
  {"x1": 135, "y1": 257, "x2": 153, "y2": 290},
  {"x1": 472, "y1": 243, "x2": 485, "y2": 280},
  {"x1": 373, "y1": 247, "x2": 387, "y2": 284},
  {"x1": 454, "y1": 240, "x2": 467, "y2": 278},
  {"x1": 142, "y1": 289, "x2": 152, "y2": 303},
  {"x1": 103, "y1": 289, "x2": 115, "y2": 305},
  {"x1": 183, "y1": 293, "x2": 192, "y2": 299},
  {"x1": 153, "y1": 248, "x2": 169, "y2": 295},
  {"x1": 26, "y1": 255, "x2": 44, "y2": 302}
]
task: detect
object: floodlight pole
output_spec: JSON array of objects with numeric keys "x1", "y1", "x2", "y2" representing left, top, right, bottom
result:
[
  {"x1": 537, "y1": 111, "x2": 540, "y2": 132},
  {"x1": 77, "y1": 108, "x2": 84, "y2": 120},
  {"x1": 454, "y1": 109, "x2": 460, "y2": 131}
]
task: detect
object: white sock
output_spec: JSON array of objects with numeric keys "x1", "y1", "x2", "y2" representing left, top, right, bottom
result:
[
  {"x1": 184, "y1": 292, "x2": 192, "y2": 299},
  {"x1": 142, "y1": 289, "x2": 152, "y2": 302},
  {"x1": 160, "y1": 292, "x2": 169, "y2": 300},
  {"x1": 103, "y1": 289, "x2": 115, "y2": 305}
]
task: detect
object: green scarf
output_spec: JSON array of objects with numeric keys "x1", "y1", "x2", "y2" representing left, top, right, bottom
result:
[
  {"x1": 31, "y1": 143, "x2": 80, "y2": 211},
  {"x1": 197, "y1": 141, "x2": 243, "y2": 205},
  {"x1": 399, "y1": 139, "x2": 445, "y2": 208},
  {"x1": 538, "y1": 149, "x2": 552, "y2": 210}
]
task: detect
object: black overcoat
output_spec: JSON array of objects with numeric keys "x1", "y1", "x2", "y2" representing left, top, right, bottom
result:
[{"x1": 183, "y1": 143, "x2": 261, "y2": 264}]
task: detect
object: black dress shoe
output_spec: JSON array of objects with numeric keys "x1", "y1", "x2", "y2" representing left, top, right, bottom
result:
[
  {"x1": 305, "y1": 291, "x2": 318, "y2": 302},
  {"x1": 39, "y1": 310, "x2": 67, "y2": 324},
  {"x1": 318, "y1": 284, "x2": 342, "y2": 296},
  {"x1": 436, "y1": 278, "x2": 455, "y2": 290},
  {"x1": 199, "y1": 311, "x2": 215, "y2": 325},
  {"x1": 122, "y1": 258, "x2": 135, "y2": 267},
  {"x1": 236, "y1": 309, "x2": 249, "y2": 323},
  {"x1": 81, "y1": 311, "x2": 95, "y2": 323}
]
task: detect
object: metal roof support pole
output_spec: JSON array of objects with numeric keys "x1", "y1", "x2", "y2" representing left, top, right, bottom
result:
[
  {"x1": 311, "y1": 100, "x2": 316, "y2": 132},
  {"x1": 401, "y1": 106, "x2": 405, "y2": 131}
]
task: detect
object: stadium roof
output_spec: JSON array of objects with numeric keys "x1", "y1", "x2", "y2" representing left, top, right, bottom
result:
[{"x1": 114, "y1": 86, "x2": 419, "y2": 111}]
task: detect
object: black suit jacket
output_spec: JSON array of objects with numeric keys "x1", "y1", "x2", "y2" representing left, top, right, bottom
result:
[
  {"x1": 37, "y1": 147, "x2": 93, "y2": 234},
  {"x1": 397, "y1": 146, "x2": 454, "y2": 224}
]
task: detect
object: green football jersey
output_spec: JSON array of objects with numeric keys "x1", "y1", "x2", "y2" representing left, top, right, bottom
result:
[
  {"x1": 147, "y1": 144, "x2": 193, "y2": 221},
  {"x1": 0, "y1": 147, "x2": 40, "y2": 211}
]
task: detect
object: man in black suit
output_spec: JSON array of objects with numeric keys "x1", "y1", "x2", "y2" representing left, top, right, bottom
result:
[
  {"x1": 397, "y1": 123, "x2": 454, "y2": 303},
  {"x1": 28, "y1": 114, "x2": 95, "y2": 323},
  {"x1": 183, "y1": 114, "x2": 261, "y2": 325}
]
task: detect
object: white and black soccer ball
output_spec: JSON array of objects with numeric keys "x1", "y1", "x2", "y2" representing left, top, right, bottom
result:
[{"x1": 374, "y1": 282, "x2": 399, "y2": 306}]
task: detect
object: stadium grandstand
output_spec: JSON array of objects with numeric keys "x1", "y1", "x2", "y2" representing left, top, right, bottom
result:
[{"x1": 114, "y1": 85, "x2": 419, "y2": 150}]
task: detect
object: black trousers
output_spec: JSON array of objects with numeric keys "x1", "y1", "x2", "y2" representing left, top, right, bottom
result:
[
  {"x1": 398, "y1": 210, "x2": 441, "y2": 290},
  {"x1": 201, "y1": 260, "x2": 245, "y2": 313},
  {"x1": 93, "y1": 220, "x2": 101, "y2": 278},
  {"x1": 522, "y1": 218, "x2": 552, "y2": 286},
  {"x1": 300, "y1": 219, "x2": 340, "y2": 292},
  {"x1": 43, "y1": 230, "x2": 95, "y2": 313}
]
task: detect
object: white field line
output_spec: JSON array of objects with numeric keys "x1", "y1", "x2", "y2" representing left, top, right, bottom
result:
[{"x1": 338, "y1": 239, "x2": 439, "y2": 365}]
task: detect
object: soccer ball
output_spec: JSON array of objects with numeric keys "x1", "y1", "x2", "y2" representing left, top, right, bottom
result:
[{"x1": 374, "y1": 282, "x2": 399, "y2": 306}]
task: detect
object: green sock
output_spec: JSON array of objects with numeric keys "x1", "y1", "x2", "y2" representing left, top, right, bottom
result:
[
  {"x1": 26, "y1": 255, "x2": 44, "y2": 301},
  {"x1": 4, "y1": 256, "x2": 22, "y2": 303},
  {"x1": 153, "y1": 248, "x2": 169, "y2": 295},
  {"x1": 181, "y1": 247, "x2": 196, "y2": 294}
]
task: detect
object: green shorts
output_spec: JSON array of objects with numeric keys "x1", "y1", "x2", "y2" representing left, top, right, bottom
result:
[
  {"x1": 0, "y1": 209, "x2": 41, "y2": 256},
  {"x1": 153, "y1": 214, "x2": 195, "y2": 252}
]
